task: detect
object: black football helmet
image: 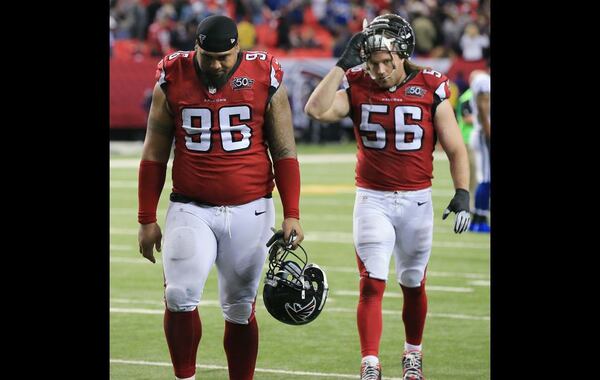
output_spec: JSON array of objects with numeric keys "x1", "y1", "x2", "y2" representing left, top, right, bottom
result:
[
  {"x1": 263, "y1": 230, "x2": 329, "y2": 325},
  {"x1": 362, "y1": 14, "x2": 415, "y2": 59}
]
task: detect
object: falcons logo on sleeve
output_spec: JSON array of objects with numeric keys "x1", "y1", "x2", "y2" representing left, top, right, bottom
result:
[{"x1": 285, "y1": 297, "x2": 317, "y2": 323}]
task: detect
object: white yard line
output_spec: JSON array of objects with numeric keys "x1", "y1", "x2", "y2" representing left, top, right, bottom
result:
[
  {"x1": 109, "y1": 358, "x2": 404, "y2": 379},
  {"x1": 110, "y1": 209, "x2": 485, "y2": 236},
  {"x1": 110, "y1": 244, "x2": 134, "y2": 251},
  {"x1": 110, "y1": 151, "x2": 448, "y2": 168},
  {"x1": 110, "y1": 302, "x2": 489, "y2": 321},
  {"x1": 110, "y1": 257, "x2": 160, "y2": 263},
  {"x1": 110, "y1": 229, "x2": 488, "y2": 249},
  {"x1": 109, "y1": 182, "x2": 457, "y2": 197},
  {"x1": 109, "y1": 256, "x2": 489, "y2": 281},
  {"x1": 334, "y1": 285, "x2": 473, "y2": 296},
  {"x1": 110, "y1": 256, "x2": 490, "y2": 284}
]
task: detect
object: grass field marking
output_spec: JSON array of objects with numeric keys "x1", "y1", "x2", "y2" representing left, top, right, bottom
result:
[
  {"x1": 111, "y1": 257, "x2": 161, "y2": 264},
  {"x1": 110, "y1": 256, "x2": 489, "y2": 281},
  {"x1": 334, "y1": 285, "x2": 474, "y2": 297},
  {"x1": 319, "y1": 266, "x2": 489, "y2": 279},
  {"x1": 111, "y1": 159, "x2": 173, "y2": 169},
  {"x1": 112, "y1": 298, "x2": 163, "y2": 305},
  {"x1": 327, "y1": 307, "x2": 490, "y2": 321},
  {"x1": 111, "y1": 298, "x2": 220, "y2": 307},
  {"x1": 110, "y1": 183, "x2": 458, "y2": 197},
  {"x1": 110, "y1": 151, "x2": 448, "y2": 169},
  {"x1": 111, "y1": 307, "x2": 163, "y2": 315},
  {"x1": 110, "y1": 244, "x2": 133, "y2": 251},
  {"x1": 427, "y1": 271, "x2": 488, "y2": 279},
  {"x1": 109, "y1": 358, "x2": 404, "y2": 379},
  {"x1": 110, "y1": 208, "x2": 484, "y2": 236},
  {"x1": 111, "y1": 304, "x2": 489, "y2": 321},
  {"x1": 110, "y1": 228, "x2": 488, "y2": 250}
]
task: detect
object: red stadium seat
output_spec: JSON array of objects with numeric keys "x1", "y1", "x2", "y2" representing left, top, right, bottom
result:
[
  {"x1": 255, "y1": 24, "x2": 278, "y2": 48},
  {"x1": 110, "y1": 57, "x2": 158, "y2": 129}
]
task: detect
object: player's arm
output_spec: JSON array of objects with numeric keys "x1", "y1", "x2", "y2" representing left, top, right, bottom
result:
[
  {"x1": 138, "y1": 82, "x2": 175, "y2": 263},
  {"x1": 304, "y1": 67, "x2": 350, "y2": 123},
  {"x1": 476, "y1": 91, "x2": 491, "y2": 139},
  {"x1": 264, "y1": 83, "x2": 304, "y2": 248},
  {"x1": 141, "y1": 82, "x2": 175, "y2": 162},
  {"x1": 435, "y1": 99, "x2": 469, "y2": 191},
  {"x1": 435, "y1": 99, "x2": 471, "y2": 233}
]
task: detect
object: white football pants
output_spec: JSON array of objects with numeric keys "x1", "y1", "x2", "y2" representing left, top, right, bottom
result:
[
  {"x1": 470, "y1": 129, "x2": 490, "y2": 183},
  {"x1": 353, "y1": 187, "x2": 433, "y2": 287},
  {"x1": 161, "y1": 197, "x2": 275, "y2": 324}
]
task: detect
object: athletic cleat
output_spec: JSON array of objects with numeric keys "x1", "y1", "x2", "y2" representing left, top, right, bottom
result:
[
  {"x1": 402, "y1": 350, "x2": 424, "y2": 380},
  {"x1": 468, "y1": 222, "x2": 481, "y2": 232},
  {"x1": 477, "y1": 222, "x2": 490, "y2": 233},
  {"x1": 360, "y1": 361, "x2": 382, "y2": 380}
]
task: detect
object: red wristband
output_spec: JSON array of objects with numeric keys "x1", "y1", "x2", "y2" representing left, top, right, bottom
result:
[
  {"x1": 273, "y1": 157, "x2": 300, "y2": 219},
  {"x1": 138, "y1": 160, "x2": 167, "y2": 224}
]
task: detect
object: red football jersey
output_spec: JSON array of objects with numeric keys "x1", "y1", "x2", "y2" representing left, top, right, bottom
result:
[
  {"x1": 155, "y1": 50, "x2": 284, "y2": 205},
  {"x1": 345, "y1": 67, "x2": 451, "y2": 191}
]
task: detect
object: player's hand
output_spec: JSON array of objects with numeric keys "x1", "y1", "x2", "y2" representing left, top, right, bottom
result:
[
  {"x1": 282, "y1": 218, "x2": 304, "y2": 249},
  {"x1": 336, "y1": 32, "x2": 366, "y2": 71},
  {"x1": 266, "y1": 219, "x2": 304, "y2": 250},
  {"x1": 138, "y1": 222, "x2": 162, "y2": 263},
  {"x1": 442, "y1": 189, "x2": 471, "y2": 234}
]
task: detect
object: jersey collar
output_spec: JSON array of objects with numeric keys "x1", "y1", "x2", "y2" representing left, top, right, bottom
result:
[{"x1": 193, "y1": 51, "x2": 243, "y2": 93}]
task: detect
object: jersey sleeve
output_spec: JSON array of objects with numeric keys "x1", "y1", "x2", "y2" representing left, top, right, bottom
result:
[
  {"x1": 420, "y1": 69, "x2": 451, "y2": 102},
  {"x1": 155, "y1": 57, "x2": 167, "y2": 87},
  {"x1": 252, "y1": 52, "x2": 283, "y2": 103},
  {"x1": 268, "y1": 54, "x2": 284, "y2": 92},
  {"x1": 154, "y1": 51, "x2": 192, "y2": 88},
  {"x1": 420, "y1": 69, "x2": 451, "y2": 116},
  {"x1": 434, "y1": 75, "x2": 451, "y2": 101},
  {"x1": 344, "y1": 67, "x2": 363, "y2": 87}
]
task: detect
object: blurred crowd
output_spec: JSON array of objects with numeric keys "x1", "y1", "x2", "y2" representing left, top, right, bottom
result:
[{"x1": 110, "y1": 0, "x2": 490, "y2": 61}]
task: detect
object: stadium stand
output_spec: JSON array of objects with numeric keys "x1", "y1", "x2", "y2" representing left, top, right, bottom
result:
[{"x1": 110, "y1": 0, "x2": 490, "y2": 138}]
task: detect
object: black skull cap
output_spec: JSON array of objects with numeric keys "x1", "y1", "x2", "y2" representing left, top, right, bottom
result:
[{"x1": 196, "y1": 15, "x2": 238, "y2": 53}]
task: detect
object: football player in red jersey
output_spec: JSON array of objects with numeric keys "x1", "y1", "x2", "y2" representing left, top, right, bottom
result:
[
  {"x1": 305, "y1": 14, "x2": 470, "y2": 380},
  {"x1": 137, "y1": 15, "x2": 303, "y2": 380}
]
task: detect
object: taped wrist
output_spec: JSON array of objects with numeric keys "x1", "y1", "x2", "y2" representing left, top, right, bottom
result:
[
  {"x1": 453, "y1": 188, "x2": 470, "y2": 211},
  {"x1": 138, "y1": 160, "x2": 167, "y2": 224},
  {"x1": 273, "y1": 157, "x2": 300, "y2": 220}
]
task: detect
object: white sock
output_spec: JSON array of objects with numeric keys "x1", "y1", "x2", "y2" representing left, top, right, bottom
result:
[
  {"x1": 362, "y1": 355, "x2": 379, "y2": 365},
  {"x1": 175, "y1": 376, "x2": 195, "y2": 380},
  {"x1": 404, "y1": 342, "x2": 422, "y2": 352}
]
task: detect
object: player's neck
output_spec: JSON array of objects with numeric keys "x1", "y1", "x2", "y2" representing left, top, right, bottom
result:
[
  {"x1": 394, "y1": 71, "x2": 407, "y2": 86},
  {"x1": 395, "y1": 68, "x2": 416, "y2": 88}
]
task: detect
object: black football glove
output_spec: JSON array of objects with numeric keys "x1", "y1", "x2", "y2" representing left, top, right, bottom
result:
[
  {"x1": 336, "y1": 32, "x2": 366, "y2": 71},
  {"x1": 442, "y1": 189, "x2": 471, "y2": 233}
]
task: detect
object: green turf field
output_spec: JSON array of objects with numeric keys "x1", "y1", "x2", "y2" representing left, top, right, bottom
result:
[{"x1": 110, "y1": 142, "x2": 490, "y2": 379}]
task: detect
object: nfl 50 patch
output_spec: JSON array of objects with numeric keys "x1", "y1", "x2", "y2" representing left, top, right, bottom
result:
[
  {"x1": 231, "y1": 76, "x2": 254, "y2": 90},
  {"x1": 405, "y1": 86, "x2": 427, "y2": 97}
]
